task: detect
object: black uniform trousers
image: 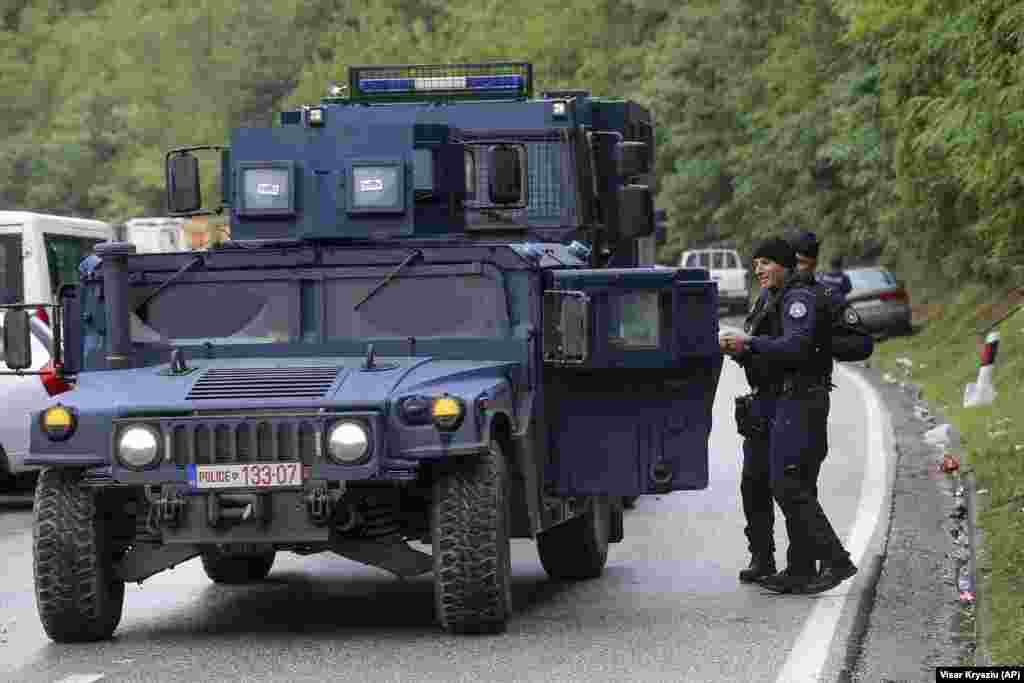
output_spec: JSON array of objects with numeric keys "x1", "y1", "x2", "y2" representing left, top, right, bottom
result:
[{"x1": 741, "y1": 389, "x2": 849, "y2": 574}]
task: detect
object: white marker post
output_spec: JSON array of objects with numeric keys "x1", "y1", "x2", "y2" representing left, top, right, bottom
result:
[{"x1": 963, "y1": 330, "x2": 1000, "y2": 407}]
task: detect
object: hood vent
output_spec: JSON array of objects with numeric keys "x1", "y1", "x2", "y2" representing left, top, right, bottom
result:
[{"x1": 186, "y1": 367, "x2": 341, "y2": 401}]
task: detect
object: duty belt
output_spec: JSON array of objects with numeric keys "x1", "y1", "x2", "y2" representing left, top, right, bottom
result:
[{"x1": 753, "y1": 376, "x2": 832, "y2": 396}]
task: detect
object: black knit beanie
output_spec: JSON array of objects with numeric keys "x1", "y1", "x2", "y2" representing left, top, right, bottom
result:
[
  {"x1": 752, "y1": 236, "x2": 796, "y2": 269},
  {"x1": 790, "y1": 231, "x2": 820, "y2": 258}
]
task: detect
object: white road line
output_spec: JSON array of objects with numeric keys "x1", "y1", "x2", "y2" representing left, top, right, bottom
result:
[
  {"x1": 54, "y1": 674, "x2": 105, "y2": 683},
  {"x1": 775, "y1": 364, "x2": 895, "y2": 683}
]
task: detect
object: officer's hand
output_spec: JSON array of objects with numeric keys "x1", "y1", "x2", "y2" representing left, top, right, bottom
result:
[{"x1": 719, "y1": 331, "x2": 751, "y2": 356}]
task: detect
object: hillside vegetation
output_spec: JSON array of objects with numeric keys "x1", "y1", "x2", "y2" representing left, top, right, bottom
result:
[{"x1": 3, "y1": 0, "x2": 1023, "y2": 290}]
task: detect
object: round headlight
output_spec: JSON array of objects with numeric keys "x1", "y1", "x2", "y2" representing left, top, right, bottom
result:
[
  {"x1": 327, "y1": 421, "x2": 370, "y2": 464},
  {"x1": 117, "y1": 425, "x2": 162, "y2": 469},
  {"x1": 41, "y1": 404, "x2": 77, "y2": 442},
  {"x1": 431, "y1": 395, "x2": 464, "y2": 432}
]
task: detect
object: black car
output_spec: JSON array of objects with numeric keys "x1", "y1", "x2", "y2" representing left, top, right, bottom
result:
[{"x1": 845, "y1": 266, "x2": 913, "y2": 336}]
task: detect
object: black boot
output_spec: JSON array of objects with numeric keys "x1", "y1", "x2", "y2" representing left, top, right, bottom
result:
[
  {"x1": 758, "y1": 567, "x2": 816, "y2": 594},
  {"x1": 800, "y1": 561, "x2": 858, "y2": 594},
  {"x1": 738, "y1": 554, "x2": 776, "y2": 583}
]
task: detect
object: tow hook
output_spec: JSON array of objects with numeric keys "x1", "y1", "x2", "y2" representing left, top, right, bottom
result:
[
  {"x1": 153, "y1": 489, "x2": 187, "y2": 527},
  {"x1": 305, "y1": 487, "x2": 334, "y2": 526},
  {"x1": 207, "y1": 492, "x2": 271, "y2": 528}
]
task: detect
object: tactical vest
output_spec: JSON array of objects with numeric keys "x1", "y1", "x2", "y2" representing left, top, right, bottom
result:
[{"x1": 741, "y1": 274, "x2": 833, "y2": 389}]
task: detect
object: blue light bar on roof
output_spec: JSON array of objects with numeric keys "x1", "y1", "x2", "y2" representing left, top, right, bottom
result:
[
  {"x1": 359, "y1": 74, "x2": 525, "y2": 93},
  {"x1": 348, "y1": 62, "x2": 534, "y2": 101}
]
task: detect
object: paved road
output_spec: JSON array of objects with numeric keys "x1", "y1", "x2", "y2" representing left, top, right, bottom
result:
[{"x1": 0, "y1": 353, "x2": 894, "y2": 683}]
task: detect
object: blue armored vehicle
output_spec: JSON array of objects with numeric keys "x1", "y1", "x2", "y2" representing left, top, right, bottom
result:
[{"x1": 0, "y1": 63, "x2": 723, "y2": 640}]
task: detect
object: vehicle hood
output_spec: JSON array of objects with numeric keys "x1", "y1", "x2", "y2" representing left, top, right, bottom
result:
[{"x1": 66, "y1": 356, "x2": 521, "y2": 414}]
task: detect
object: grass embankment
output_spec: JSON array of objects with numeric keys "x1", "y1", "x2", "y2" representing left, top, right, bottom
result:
[{"x1": 868, "y1": 284, "x2": 1024, "y2": 664}]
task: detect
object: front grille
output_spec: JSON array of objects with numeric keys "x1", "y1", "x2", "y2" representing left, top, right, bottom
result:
[
  {"x1": 164, "y1": 416, "x2": 322, "y2": 465},
  {"x1": 186, "y1": 367, "x2": 341, "y2": 401}
]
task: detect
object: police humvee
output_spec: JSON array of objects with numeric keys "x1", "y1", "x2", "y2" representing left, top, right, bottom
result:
[{"x1": 0, "y1": 63, "x2": 723, "y2": 641}]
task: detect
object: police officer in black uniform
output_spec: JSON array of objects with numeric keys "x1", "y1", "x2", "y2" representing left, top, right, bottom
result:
[
  {"x1": 791, "y1": 231, "x2": 852, "y2": 302},
  {"x1": 790, "y1": 231, "x2": 820, "y2": 276},
  {"x1": 720, "y1": 236, "x2": 858, "y2": 594}
]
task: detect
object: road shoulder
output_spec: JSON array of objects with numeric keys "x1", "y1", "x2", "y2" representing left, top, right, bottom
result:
[{"x1": 843, "y1": 363, "x2": 967, "y2": 681}]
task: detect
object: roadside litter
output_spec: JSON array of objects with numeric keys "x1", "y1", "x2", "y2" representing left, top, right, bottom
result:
[
  {"x1": 924, "y1": 423, "x2": 961, "y2": 450},
  {"x1": 898, "y1": 364, "x2": 978, "y2": 609}
]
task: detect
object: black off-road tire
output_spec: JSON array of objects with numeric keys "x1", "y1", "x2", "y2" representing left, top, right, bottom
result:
[
  {"x1": 201, "y1": 550, "x2": 276, "y2": 584},
  {"x1": 536, "y1": 496, "x2": 611, "y2": 581},
  {"x1": 33, "y1": 468, "x2": 125, "y2": 643},
  {"x1": 431, "y1": 439, "x2": 512, "y2": 635}
]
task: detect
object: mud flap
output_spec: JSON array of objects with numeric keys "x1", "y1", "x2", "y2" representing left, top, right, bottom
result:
[
  {"x1": 332, "y1": 538, "x2": 433, "y2": 578},
  {"x1": 117, "y1": 544, "x2": 201, "y2": 583},
  {"x1": 609, "y1": 498, "x2": 624, "y2": 543}
]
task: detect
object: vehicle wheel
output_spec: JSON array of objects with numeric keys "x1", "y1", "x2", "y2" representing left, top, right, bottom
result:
[
  {"x1": 431, "y1": 438, "x2": 512, "y2": 635},
  {"x1": 621, "y1": 495, "x2": 639, "y2": 509},
  {"x1": 33, "y1": 468, "x2": 125, "y2": 643},
  {"x1": 536, "y1": 496, "x2": 611, "y2": 581},
  {"x1": 201, "y1": 550, "x2": 276, "y2": 584}
]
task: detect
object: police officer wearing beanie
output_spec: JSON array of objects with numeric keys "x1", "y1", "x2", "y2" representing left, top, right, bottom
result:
[
  {"x1": 790, "y1": 231, "x2": 872, "y2": 364},
  {"x1": 719, "y1": 236, "x2": 858, "y2": 595},
  {"x1": 791, "y1": 231, "x2": 852, "y2": 302}
]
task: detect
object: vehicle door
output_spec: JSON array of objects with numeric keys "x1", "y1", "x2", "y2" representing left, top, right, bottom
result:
[{"x1": 542, "y1": 267, "x2": 722, "y2": 496}]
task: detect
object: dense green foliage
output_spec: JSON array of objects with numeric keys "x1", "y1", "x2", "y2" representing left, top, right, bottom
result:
[{"x1": 1, "y1": 0, "x2": 1021, "y2": 288}]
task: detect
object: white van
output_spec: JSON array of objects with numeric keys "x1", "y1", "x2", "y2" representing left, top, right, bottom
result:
[
  {"x1": 123, "y1": 217, "x2": 187, "y2": 254},
  {"x1": 0, "y1": 212, "x2": 111, "y2": 487},
  {"x1": 0, "y1": 211, "x2": 112, "y2": 307}
]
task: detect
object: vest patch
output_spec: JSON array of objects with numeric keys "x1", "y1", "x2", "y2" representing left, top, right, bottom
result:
[{"x1": 787, "y1": 301, "x2": 808, "y2": 319}]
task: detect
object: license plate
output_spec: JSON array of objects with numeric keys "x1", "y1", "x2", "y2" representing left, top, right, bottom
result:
[{"x1": 188, "y1": 462, "x2": 305, "y2": 490}]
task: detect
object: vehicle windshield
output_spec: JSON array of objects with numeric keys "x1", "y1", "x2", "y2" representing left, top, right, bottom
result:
[
  {"x1": 847, "y1": 268, "x2": 896, "y2": 291},
  {"x1": 130, "y1": 265, "x2": 513, "y2": 346}
]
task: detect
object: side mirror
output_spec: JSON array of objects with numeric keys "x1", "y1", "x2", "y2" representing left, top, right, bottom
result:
[
  {"x1": 2, "y1": 309, "x2": 32, "y2": 370},
  {"x1": 488, "y1": 145, "x2": 527, "y2": 205},
  {"x1": 616, "y1": 185, "x2": 655, "y2": 239},
  {"x1": 167, "y1": 153, "x2": 201, "y2": 214},
  {"x1": 617, "y1": 141, "x2": 650, "y2": 178},
  {"x1": 543, "y1": 291, "x2": 590, "y2": 365}
]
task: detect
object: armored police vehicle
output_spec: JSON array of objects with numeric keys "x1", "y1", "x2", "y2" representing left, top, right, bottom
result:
[{"x1": 0, "y1": 63, "x2": 723, "y2": 641}]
